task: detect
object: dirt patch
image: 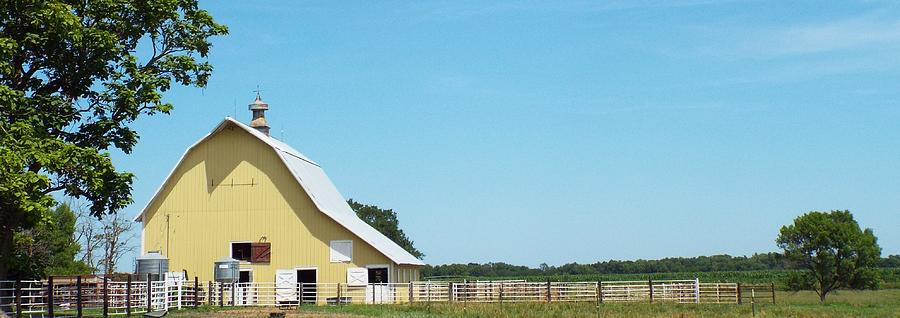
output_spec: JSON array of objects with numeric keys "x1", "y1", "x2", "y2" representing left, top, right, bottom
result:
[{"x1": 169, "y1": 308, "x2": 363, "y2": 318}]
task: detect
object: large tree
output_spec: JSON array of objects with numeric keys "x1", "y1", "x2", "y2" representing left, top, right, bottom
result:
[
  {"x1": 0, "y1": 0, "x2": 227, "y2": 278},
  {"x1": 347, "y1": 199, "x2": 424, "y2": 259},
  {"x1": 776, "y1": 210, "x2": 881, "y2": 302}
]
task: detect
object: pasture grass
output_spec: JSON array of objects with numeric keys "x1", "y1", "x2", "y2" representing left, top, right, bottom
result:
[{"x1": 169, "y1": 289, "x2": 900, "y2": 318}]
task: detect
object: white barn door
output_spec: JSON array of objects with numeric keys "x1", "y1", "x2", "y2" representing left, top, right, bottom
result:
[
  {"x1": 275, "y1": 269, "x2": 298, "y2": 304},
  {"x1": 365, "y1": 267, "x2": 393, "y2": 304}
]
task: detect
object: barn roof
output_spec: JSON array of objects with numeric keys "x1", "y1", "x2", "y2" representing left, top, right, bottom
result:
[{"x1": 132, "y1": 117, "x2": 425, "y2": 266}]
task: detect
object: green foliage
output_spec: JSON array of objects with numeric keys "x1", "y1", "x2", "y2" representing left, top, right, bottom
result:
[
  {"x1": 881, "y1": 255, "x2": 900, "y2": 268},
  {"x1": 347, "y1": 199, "x2": 424, "y2": 259},
  {"x1": 0, "y1": 0, "x2": 226, "y2": 278},
  {"x1": 11, "y1": 203, "x2": 92, "y2": 279},
  {"x1": 776, "y1": 210, "x2": 882, "y2": 302},
  {"x1": 423, "y1": 253, "x2": 787, "y2": 278}
]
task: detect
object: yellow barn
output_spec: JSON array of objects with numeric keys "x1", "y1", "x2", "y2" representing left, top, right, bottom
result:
[{"x1": 132, "y1": 95, "x2": 424, "y2": 286}]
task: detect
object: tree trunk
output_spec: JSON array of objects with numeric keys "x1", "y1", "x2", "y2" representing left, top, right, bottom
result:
[
  {"x1": 0, "y1": 227, "x2": 12, "y2": 279},
  {"x1": 0, "y1": 205, "x2": 21, "y2": 279}
]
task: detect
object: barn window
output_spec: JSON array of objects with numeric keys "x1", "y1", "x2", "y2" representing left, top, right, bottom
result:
[
  {"x1": 231, "y1": 242, "x2": 252, "y2": 261},
  {"x1": 330, "y1": 240, "x2": 352, "y2": 262}
]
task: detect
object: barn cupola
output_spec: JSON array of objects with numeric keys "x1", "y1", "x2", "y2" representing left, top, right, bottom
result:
[{"x1": 248, "y1": 92, "x2": 270, "y2": 135}]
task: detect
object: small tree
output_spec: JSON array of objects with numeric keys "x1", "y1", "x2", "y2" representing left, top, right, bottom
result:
[
  {"x1": 98, "y1": 212, "x2": 135, "y2": 275},
  {"x1": 74, "y1": 206, "x2": 103, "y2": 273},
  {"x1": 776, "y1": 210, "x2": 881, "y2": 302},
  {"x1": 347, "y1": 199, "x2": 424, "y2": 259}
]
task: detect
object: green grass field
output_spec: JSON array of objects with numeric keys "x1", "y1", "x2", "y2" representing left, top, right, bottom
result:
[{"x1": 169, "y1": 289, "x2": 900, "y2": 318}]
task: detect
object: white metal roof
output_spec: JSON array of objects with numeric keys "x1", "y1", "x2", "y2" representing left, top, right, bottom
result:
[{"x1": 133, "y1": 117, "x2": 424, "y2": 266}]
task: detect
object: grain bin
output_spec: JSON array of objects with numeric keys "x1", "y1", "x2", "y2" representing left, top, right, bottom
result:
[
  {"x1": 135, "y1": 252, "x2": 168, "y2": 280},
  {"x1": 214, "y1": 257, "x2": 240, "y2": 283}
]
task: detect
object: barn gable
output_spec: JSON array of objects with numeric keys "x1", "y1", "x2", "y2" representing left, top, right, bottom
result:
[{"x1": 134, "y1": 117, "x2": 424, "y2": 266}]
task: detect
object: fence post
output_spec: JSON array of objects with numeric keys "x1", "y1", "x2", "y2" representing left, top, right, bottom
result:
[
  {"x1": 103, "y1": 276, "x2": 109, "y2": 317},
  {"x1": 499, "y1": 282, "x2": 504, "y2": 306},
  {"x1": 208, "y1": 281, "x2": 213, "y2": 306},
  {"x1": 230, "y1": 282, "x2": 235, "y2": 307},
  {"x1": 771, "y1": 283, "x2": 776, "y2": 304},
  {"x1": 546, "y1": 280, "x2": 551, "y2": 303},
  {"x1": 463, "y1": 280, "x2": 467, "y2": 309},
  {"x1": 218, "y1": 283, "x2": 223, "y2": 307},
  {"x1": 76, "y1": 276, "x2": 83, "y2": 318},
  {"x1": 48, "y1": 276, "x2": 54, "y2": 318},
  {"x1": 648, "y1": 279, "x2": 653, "y2": 304},
  {"x1": 599, "y1": 281, "x2": 604, "y2": 304},
  {"x1": 715, "y1": 283, "x2": 720, "y2": 303},
  {"x1": 751, "y1": 288, "x2": 756, "y2": 317},
  {"x1": 695, "y1": 278, "x2": 700, "y2": 304},
  {"x1": 408, "y1": 282, "x2": 413, "y2": 304},
  {"x1": 194, "y1": 277, "x2": 199, "y2": 308},
  {"x1": 337, "y1": 283, "x2": 342, "y2": 306},
  {"x1": 146, "y1": 274, "x2": 152, "y2": 311},
  {"x1": 737, "y1": 283, "x2": 742, "y2": 304},
  {"x1": 174, "y1": 280, "x2": 180, "y2": 309},
  {"x1": 448, "y1": 282, "x2": 454, "y2": 303},
  {"x1": 126, "y1": 275, "x2": 132, "y2": 316},
  {"x1": 14, "y1": 279, "x2": 21, "y2": 318}
]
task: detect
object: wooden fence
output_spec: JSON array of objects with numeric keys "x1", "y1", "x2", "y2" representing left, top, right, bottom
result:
[
  {"x1": 737, "y1": 283, "x2": 776, "y2": 304},
  {"x1": 0, "y1": 277, "x2": 766, "y2": 317}
]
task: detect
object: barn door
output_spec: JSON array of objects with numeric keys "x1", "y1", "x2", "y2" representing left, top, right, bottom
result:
[
  {"x1": 234, "y1": 270, "x2": 254, "y2": 305},
  {"x1": 366, "y1": 267, "x2": 392, "y2": 304},
  {"x1": 297, "y1": 269, "x2": 317, "y2": 304},
  {"x1": 275, "y1": 269, "x2": 298, "y2": 304}
]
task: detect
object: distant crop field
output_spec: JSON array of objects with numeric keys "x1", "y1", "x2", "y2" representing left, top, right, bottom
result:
[{"x1": 169, "y1": 289, "x2": 900, "y2": 318}]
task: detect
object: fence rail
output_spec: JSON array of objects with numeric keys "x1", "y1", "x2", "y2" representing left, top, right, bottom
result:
[{"x1": 0, "y1": 277, "x2": 763, "y2": 317}]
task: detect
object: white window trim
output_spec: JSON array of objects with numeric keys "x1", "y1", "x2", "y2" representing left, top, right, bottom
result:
[
  {"x1": 229, "y1": 241, "x2": 253, "y2": 264},
  {"x1": 329, "y1": 240, "x2": 353, "y2": 263}
]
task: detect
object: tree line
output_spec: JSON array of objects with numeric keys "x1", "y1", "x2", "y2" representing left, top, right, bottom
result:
[{"x1": 423, "y1": 253, "x2": 900, "y2": 278}]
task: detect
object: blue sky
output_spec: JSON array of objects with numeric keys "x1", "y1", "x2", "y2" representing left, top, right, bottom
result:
[{"x1": 113, "y1": 0, "x2": 900, "y2": 270}]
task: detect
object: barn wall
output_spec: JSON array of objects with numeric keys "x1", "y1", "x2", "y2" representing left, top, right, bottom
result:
[{"x1": 141, "y1": 122, "x2": 419, "y2": 283}]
